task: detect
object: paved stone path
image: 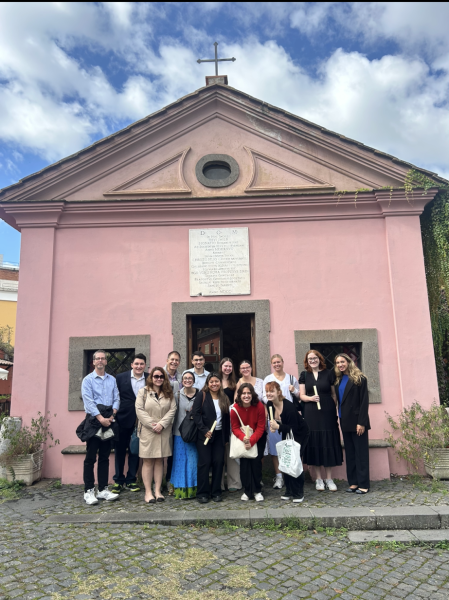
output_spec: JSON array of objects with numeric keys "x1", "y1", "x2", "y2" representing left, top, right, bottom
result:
[
  {"x1": 1, "y1": 519, "x2": 449, "y2": 600},
  {"x1": 2, "y1": 476, "x2": 449, "y2": 520},
  {"x1": 2, "y1": 479, "x2": 449, "y2": 599}
]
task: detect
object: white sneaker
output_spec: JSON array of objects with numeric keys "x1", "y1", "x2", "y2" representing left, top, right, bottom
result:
[
  {"x1": 273, "y1": 476, "x2": 284, "y2": 489},
  {"x1": 255, "y1": 493, "x2": 264, "y2": 502},
  {"x1": 84, "y1": 488, "x2": 98, "y2": 505},
  {"x1": 315, "y1": 478, "x2": 325, "y2": 491},
  {"x1": 280, "y1": 495, "x2": 291, "y2": 500},
  {"x1": 293, "y1": 497, "x2": 304, "y2": 503},
  {"x1": 97, "y1": 487, "x2": 119, "y2": 501},
  {"x1": 325, "y1": 479, "x2": 338, "y2": 492},
  {"x1": 241, "y1": 493, "x2": 249, "y2": 501}
]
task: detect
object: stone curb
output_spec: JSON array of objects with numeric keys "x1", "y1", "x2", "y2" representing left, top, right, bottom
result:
[
  {"x1": 43, "y1": 505, "x2": 449, "y2": 530},
  {"x1": 349, "y1": 529, "x2": 449, "y2": 543}
]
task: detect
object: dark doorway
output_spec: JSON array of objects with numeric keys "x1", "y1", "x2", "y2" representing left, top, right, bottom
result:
[{"x1": 187, "y1": 314, "x2": 256, "y2": 375}]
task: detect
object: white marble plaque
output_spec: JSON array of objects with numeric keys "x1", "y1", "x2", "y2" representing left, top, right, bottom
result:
[{"x1": 189, "y1": 227, "x2": 250, "y2": 297}]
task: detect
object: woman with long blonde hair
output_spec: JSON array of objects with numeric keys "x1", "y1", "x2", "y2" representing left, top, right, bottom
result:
[{"x1": 334, "y1": 353, "x2": 370, "y2": 494}]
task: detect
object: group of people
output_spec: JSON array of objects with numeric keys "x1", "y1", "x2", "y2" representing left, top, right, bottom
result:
[{"x1": 79, "y1": 348, "x2": 370, "y2": 506}]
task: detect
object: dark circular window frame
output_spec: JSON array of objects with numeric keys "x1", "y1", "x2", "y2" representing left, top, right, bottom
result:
[{"x1": 195, "y1": 154, "x2": 239, "y2": 188}]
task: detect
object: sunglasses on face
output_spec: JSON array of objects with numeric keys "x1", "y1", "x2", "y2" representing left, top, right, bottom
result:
[{"x1": 153, "y1": 375, "x2": 165, "y2": 380}]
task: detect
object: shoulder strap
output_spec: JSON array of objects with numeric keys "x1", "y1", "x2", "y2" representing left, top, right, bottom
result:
[{"x1": 230, "y1": 405, "x2": 245, "y2": 428}]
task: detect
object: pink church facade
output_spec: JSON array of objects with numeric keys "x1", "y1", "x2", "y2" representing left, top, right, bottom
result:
[{"x1": 0, "y1": 84, "x2": 442, "y2": 483}]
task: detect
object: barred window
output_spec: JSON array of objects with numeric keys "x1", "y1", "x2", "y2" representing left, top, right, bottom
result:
[{"x1": 310, "y1": 343, "x2": 362, "y2": 371}]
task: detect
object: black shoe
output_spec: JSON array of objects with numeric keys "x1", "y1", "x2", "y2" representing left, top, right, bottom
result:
[
  {"x1": 197, "y1": 496, "x2": 209, "y2": 504},
  {"x1": 355, "y1": 488, "x2": 369, "y2": 494},
  {"x1": 212, "y1": 495, "x2": 223, "y2": 502},
  {"x1": 346, "y1": 487, "x2": 358, "y2": 493}
]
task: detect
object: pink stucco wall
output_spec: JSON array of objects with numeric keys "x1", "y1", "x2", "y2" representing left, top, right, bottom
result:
[
  {"x1": 8, "y1": 208, "x2": 439, "y2": 480},
  {"x1": 1, "y1": 86, "x2": 440, "y2": 483}
]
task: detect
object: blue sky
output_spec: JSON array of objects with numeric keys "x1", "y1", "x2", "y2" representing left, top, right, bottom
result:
[{"x1": 1, "y1": 1, "x2": 449, "y2": 264}]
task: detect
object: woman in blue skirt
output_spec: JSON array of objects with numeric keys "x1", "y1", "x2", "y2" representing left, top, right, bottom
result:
[{"x1": 171, "y1": 371, "x2": 201, "y2": 499}]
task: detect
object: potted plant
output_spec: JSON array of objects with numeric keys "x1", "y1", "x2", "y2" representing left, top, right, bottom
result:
[
  {"x1": 385, "y1": 401, "x2": 449, "y2": 479},
  {"x1": 0, "y1": 412, "x2": 59, "y2": 485}
]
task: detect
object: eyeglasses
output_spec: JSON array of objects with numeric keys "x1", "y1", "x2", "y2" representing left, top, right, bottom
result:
[
  {"x1": 153, "y1": 375, "x2": 165, "y2": 380},
  {"x1": 308, "y1": 357, "x2": 319, "y2": 362},
  {"x1": 94, "y1": 358, "x2": 106, "y2": 361}
]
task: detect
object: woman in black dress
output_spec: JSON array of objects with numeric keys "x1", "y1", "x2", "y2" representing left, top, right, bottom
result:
[
  {"x1": 299, "y1": 350, "x2": 343, "y2": 492},
  {"x1": 335, "y1": 353, "x2": 370, "y2": 494}
]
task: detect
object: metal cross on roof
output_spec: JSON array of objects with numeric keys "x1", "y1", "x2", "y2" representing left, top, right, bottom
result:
[{"x1": 197, "y1": 42, "x2": 236, "y2": 76}]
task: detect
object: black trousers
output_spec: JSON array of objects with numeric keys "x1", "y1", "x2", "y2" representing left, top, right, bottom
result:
[
  {"x1": 196, "y1": 433, "x2": 225, "y2": 498},
  {"x1": 166, "y1": 455, "x2": 173, "y2": 483},
  {"x1": 113, "y1": 426, "x2": 139, "y2": 485},
  {"x1": 284, "y1": 471, "x2": 305, "y2": 499},
  {"x1": 240, "y1": 433, "x2": 266, "y2": 498},
  {"x1": 83, "y1": 436, "x2": 112, "y2": 492},
  {"x1": 343, "y1": 430, "x2": 370, "y2": 489}
]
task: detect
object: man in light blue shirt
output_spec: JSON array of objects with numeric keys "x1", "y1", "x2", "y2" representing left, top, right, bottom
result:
[{"x1": 81, "y1": 350, "x2": 120, "y2": 505}]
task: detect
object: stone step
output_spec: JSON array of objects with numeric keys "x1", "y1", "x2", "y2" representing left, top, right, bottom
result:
[
  {"x1": 349, "y1": 529, "x2": 449, "y2": 543},
  {"x1": 44, "y1": 505, "x2": 449, "y2": 530}
]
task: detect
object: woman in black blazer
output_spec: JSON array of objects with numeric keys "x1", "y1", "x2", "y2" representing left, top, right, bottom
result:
[
  {"x1": 266, "y1": 381, "x2": 309, "y2": 502},
  {"x1": 334, "y1": 353, "x2": 370, "y2": 494},
  {"x1": 192, "y1": 372, "x2": 230, "y2": 504}
]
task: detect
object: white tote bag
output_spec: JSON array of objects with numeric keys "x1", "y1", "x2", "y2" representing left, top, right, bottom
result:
[
  {"x1": 276, "y1": 430, "x2": 303, "y2": 478},
  {"x1": 229, "y1": 406, "x2": 258, "y2": 459}
]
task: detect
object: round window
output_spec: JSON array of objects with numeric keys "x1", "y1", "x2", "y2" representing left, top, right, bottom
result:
[{"x1": 195, "y1": 154, "x2": 239, "y2": 188}]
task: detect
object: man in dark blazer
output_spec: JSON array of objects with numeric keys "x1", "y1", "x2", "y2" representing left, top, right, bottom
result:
[{"x1": 111, "y1": 353, "x2": 148, "y2": 494}]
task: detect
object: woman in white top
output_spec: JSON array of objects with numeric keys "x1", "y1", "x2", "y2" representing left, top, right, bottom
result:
[
  {"x1": 263, "y1": 354, "x2": 300, "y2": 490},
  {"x1": 235, "y1": 359, "x2": 264, "y2": 401}
]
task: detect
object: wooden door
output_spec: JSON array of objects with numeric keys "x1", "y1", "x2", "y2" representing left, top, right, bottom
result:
[{"x1": 250, "y1": 314, "x2": 256, "y2": 376}]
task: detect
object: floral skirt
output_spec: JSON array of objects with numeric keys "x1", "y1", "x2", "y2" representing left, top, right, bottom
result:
[{"x1": 170, "y1": 435, "x2": 198, "y2": 499}]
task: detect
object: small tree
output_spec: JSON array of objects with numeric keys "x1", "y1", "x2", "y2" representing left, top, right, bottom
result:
[
  {"x1": 385, "y1": 401, "x2": 449, "y2": 473},
  {"x1": 0, "y1": 325, "x2": 14, "y2": 360},
  {"x1": 0, "y1": 412, "x2": 59, "y2": 462}
]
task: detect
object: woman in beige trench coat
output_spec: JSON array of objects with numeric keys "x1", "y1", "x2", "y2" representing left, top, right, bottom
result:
[{"x1": 136, "y1": 366, "x2": 177, "y2": 503}]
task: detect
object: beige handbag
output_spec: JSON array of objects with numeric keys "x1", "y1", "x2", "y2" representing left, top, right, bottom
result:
[{"x1": 229, "y1": 406, "x2": 258, "y2": 459}]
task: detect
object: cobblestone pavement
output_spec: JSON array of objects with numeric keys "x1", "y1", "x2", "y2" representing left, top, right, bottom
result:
[
  {"x1": 1, "y1": 518, "x2": 449, "y2": 600},
  {"x1": 1, "y1": 476, "x2": 449, "y2": 519}
]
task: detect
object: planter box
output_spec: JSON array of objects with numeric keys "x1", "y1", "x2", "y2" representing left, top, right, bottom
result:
[
  {"x1": 0, "y1": 417, "x2": 22, "y2": 479},
  {"x1": 424, "y1": 449, "x2": 449, "y2": 479},
  {"x1": 3, "y1": 448, "x2": 44, "y2": 485}
]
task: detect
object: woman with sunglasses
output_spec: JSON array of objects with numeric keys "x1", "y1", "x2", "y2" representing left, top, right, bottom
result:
[
  {"x1": 136, "y1": 367, "x2": 176, "y2": 503},
  {"x1": 170, "y1": 371, "x2": 201, "y2": 499},
  {"x1": 192, "y1": 372, "x2": 230, "y2": 503}
]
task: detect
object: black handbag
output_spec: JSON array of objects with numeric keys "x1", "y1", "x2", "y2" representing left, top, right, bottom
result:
[{"x1": 179, "y1": 412, "x2": 197, "y2": 443}]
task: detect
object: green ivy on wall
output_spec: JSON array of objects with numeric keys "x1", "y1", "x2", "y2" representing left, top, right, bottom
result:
[{"x1": 410, "y1": 170, "x2": 449, "y2": 406}]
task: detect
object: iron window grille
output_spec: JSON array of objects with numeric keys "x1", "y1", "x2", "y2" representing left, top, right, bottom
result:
[
  {"x1": 85, "y1": 349, "x2": 135, "y2": 378},
  {"x1": 310, "y1": 343, "x2": 362, "y2": 371}
]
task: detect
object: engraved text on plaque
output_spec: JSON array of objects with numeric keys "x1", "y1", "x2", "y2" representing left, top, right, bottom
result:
[{"x1": 189, "y1": 227, "x2": 250, "y2": 297}]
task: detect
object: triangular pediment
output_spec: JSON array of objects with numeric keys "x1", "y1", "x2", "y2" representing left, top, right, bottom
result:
[
  {"x1": 244, "y1": 147, "x2": 334, "y2": 193},
  {"x1": 104, "y1": 149, "x2": 191, "y2": 196},
  {"x1": 1, "y1": 84, "x2": 443, "y2": 206}
]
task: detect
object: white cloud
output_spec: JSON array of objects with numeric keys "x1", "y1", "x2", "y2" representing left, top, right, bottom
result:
[{"x1": 0, "y1": 2, "x2": 447, "y2": 181}]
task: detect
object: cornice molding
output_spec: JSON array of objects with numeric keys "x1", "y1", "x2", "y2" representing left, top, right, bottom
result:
[
  {"x1": 1, "y1": 189, "x2": 438, "y2": 230},
  {"x1": 0, "y1": 89, "x2": 428, "y2": 204}
]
